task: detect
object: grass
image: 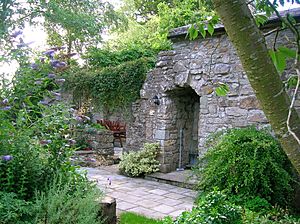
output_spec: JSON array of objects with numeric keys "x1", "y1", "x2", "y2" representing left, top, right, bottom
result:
[{"x1": 119, "y1": 212, "x2": 164, "y2": 224}]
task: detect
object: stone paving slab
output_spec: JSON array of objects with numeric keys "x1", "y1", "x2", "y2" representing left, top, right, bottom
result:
[{"x1": 83, "y1": 166, "x2": 197, "y2": 219}]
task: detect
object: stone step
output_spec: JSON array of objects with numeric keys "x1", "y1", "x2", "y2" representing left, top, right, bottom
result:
[
  {"x1": 145, "y1": 170, "x2": 197, "y2": 190},
  {"x1": 74, "y1": 150, "x2": 95, "y2": 155}
]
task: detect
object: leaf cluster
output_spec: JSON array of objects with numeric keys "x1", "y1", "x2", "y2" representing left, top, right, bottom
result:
[
  {"x1": 195, "y1": 127, "x2": 299, "y2": 207},
  {"x1": 163, "y1": 189, "x2": 243, "y2": 224},
  {"x1": 85, "y1": 46, "x2": 156, "y2": 68},
  {"x1": 158, "y1": 0, "x2": 215, "y2": 34},
  {"x1": 119, "y1": 143, "x2": 160, "y2": 177},
  {"x1": 64, "y1": 57, "x2": 155, "y2": 111}
]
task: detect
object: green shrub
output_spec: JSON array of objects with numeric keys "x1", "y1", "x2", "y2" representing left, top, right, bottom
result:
[
  {"x1": 0, "y1": 104, "x2": 82, "y2": 200},
  {"x1": 119, "y1": 143, "x2": 160, "y2": 177},
  {"x1": 163, "y1": 189, "x2": 242, "y2": 224},
  {"x1": 242, "y1": 208, "x2": 300, "y2": 224},
  {"x1": 0, "y1": 191, "x2": 35, "y2": 224},
  {"x1": 0, "y1": 110, "x2": 48, "y2": 200},
  {"x1": 34, "y1": 175, "x2": 103, "y2": 224},
  {"x1": 195, "y1": 127, "x2": 299, "y2": 207}
]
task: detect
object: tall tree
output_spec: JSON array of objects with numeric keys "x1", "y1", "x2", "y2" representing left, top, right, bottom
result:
[
  {"x1": 42, "y1": 0, "x2": 125, "y2": 56},
  {"x1": 211, "y1": 0, "x2": 300, "y2": 174}
]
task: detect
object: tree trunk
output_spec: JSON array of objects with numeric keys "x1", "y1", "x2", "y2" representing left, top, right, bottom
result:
[{"x1": 212, "y1": 0, "x2": 300, "y2": 174}]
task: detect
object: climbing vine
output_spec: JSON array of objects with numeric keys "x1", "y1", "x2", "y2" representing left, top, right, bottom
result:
[{"x1": 64, "y1": 57, "x2": 155, "y2": 111}]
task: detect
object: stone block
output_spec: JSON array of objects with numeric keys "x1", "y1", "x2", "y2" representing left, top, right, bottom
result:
[
  {"x1": 225, "y1": 107, "x2": 248, "y2": 117},
  {"x1": 248, "y1": 110, "x2": 268, "y2": 123},
  {"x1": 240, "y1": 96, "x2": 260, "y2": 109},
  {"x1": 214, "y1": 64, "x2": 231, "y2": 74},
  {"x1": 99, "y1": 196, "x2": 116, "y2": 224},
  {"x1": 208, "y1": 104, "x2": 217, "y2": 114},
  {"x1": 174, "y1": 61, "x2": 188, "y2": 72},
  {"x1": 160, "y1": 164, "x2": 171, "y2": 173},
  {"x1": 155, "y1": 129, "x2": 170, "y2": 140},
  {"x1": 202, "y1": 85, "x2": 214, "y2": 95},
  {"x1": 175, "y1": 71, "x2": 190, "y2": 86}
]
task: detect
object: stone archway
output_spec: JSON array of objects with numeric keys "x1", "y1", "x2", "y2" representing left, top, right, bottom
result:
[{"x1": 158, "y1": 86, "x2": 200, "y2": 172}]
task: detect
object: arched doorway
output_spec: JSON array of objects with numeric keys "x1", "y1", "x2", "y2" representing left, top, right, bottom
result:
[{"x1": 163, "y1": 86, "x2": 200, "y2": 171}]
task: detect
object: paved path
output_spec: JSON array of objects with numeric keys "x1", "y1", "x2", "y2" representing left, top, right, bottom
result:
[{"x1": 84, "y1": 166, "x2": 197, "y2": 219}]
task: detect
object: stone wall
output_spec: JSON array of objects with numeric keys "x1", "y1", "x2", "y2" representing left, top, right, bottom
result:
[
  {"x1": 77, "y1": 129, "x2": 114, "y2": 156},
  {"x1": 126, "y1": 25, "x2": 300, "y2": 173}
]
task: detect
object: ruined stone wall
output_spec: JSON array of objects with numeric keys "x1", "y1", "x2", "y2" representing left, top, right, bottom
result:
[
  {"x1": 126, "y1": 28, "x2": 300, "y2": 173},
  {"x1": 76, "y1": 129, "x2": 114, "y2": 156}
]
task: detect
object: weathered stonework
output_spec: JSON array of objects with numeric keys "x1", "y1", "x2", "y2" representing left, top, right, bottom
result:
[
  {"x1": 126, "y1": 14, "x2": 300, "y2": 173},
  {"x1": 77, "y1": 129, "x2": 114, "y2": 156}
]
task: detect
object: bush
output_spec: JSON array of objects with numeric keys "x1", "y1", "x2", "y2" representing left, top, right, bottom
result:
[
  {"x1": 195, "y1": 127, "x2": 299, "y2": 207},
  {"x1": 163, "y1": 189, "x2": 242, "y2": 224},
  {"x1": 0, "y1": 191, "x2": 35, "y2": 224},
  {"x1": 0, "y1": 104, "x2": 81, "y2": 200},
  {"x1": 34, "y1": 175, "x2": 103, "y2": 224},
  {"x1": 119, "y1": 143, "x2": 160, "y2": 177}
]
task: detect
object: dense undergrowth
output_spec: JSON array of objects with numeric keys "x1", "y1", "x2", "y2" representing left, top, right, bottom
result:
[{"x1": 0, "y1": 50, "x2": 102, "y2": 224}]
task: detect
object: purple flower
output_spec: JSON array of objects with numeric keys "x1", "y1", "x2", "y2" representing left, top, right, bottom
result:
[
  {"x1": 51, "y1": 60, "x2": 66, "y2": 68},
  {"x1": 75, "y1": 116, "x2": 83, "y2": 122},
  {"x1": 30, "y1": 63, "x2": 38, "y2": 70},
  {"x1": 50, "y1": 59, "x2": 60, "y2": 67},
  {"x1": 0, "y1": 106, "x2": 11, "y2": 111},
  {"x1": 2, "y1": 98, "x2": 9, "y2": 105},
  {"x1": 17, "y1": 43, "x2": 26, "y2": 48},
  {"x1": 35, "y1": 80, "x2": 43, "y2": 85},
  {"x1": 43, "y1": 50, "x2": 55, "y2": 59},
  {"x1": 11, "y1": 30, "x2": 22, "y2": 38},
  {"x1": 47, "y1": 73, "x2": 56, "y2": 79},
  {"x1": 40, "y1": 57, "x2": 46, "y2": 63},
  {"x1": 2, "y1": 155, "x2": 13, "y2": 161}
]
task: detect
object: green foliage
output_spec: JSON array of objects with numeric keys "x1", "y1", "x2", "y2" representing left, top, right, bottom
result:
[
  {"x1": 0, "y1": 175, "x2": 102, "y2": 224},
  {"x1": 0, "y1": 191, "x2": 35, "y2": 224},
  {"x1": 163, "y1": 189, "x2": 242, "y2": 224},
  {"x1": 0, "y1": 103, "x2": 80, "y2": 200},
  {"x1": 34, "y1": 175, "x2": 102, "y2": 224},
  {"x1": 241, "y1": 196, "x2": 271, "y2": 213},
  {"x1": 106, "y1": 18, "x2": 171, "y2": 53},
  {"x1": 269, "y1": 46, "x2": 297, "y2": 73},
  {"x1": 43, "y1": 0, "x2": 125, "y2": 54},
  {"x1": 242, "y1": 207, "x2": 300, "y2": 224},
  {"x1": 119, "y1": 143, "x2": 160, "y2": 177},
  {"x1": 120, "y1": 212, "x2": 163, "y2": 224},
  {"x1": 122, "y1": 0, "x2": 173, "y2": 21},
  {"x1": 158, "y1": 0, "x2": 215, "y2": 33},
  {"x1": 215, "y1": 83, "x2": 230, "y2": 96},
  {"x1": 195, "y1": 127, "x2": 299, "y2": 207},
  {"x1": 85, "y1": 47, "x2": 156, "y2": 68},
  {"x1": 65, "y1": 57, "x2": 154, "y2": 111}
]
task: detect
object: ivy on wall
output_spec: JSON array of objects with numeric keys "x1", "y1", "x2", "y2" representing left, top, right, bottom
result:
[{"x1": 64, "y1": 57, "x2": 155, "y2": 111}]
